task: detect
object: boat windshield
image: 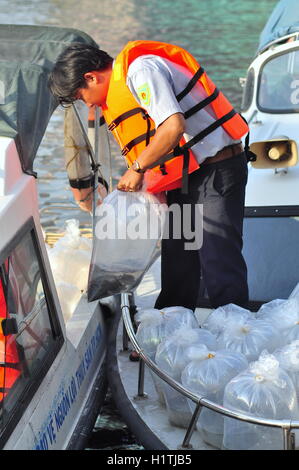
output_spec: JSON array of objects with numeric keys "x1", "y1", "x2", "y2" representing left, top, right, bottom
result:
[
  {"x1": 258, "y1": 48, "x2": 299, "y2": 112},
  {"x1": 0, "y1": 221, "x2": 63, "y2": 445}
]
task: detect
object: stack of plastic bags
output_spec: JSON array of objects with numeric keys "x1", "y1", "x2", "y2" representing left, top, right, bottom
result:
[
  {"x1": 46, "y1": 219, "x2": 92, "y2": 322},
  {"x1": 135, "y1": 306, "x2": 198, "y2": 405},
  {"x1": 155, "y1": 327, "x2": 217, "y2": 427},
  {"x1": 135, "y1": 285, "x2": 299, "y2": 449}
]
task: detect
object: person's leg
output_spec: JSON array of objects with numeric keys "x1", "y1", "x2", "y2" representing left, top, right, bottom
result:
[
  {"x1": 197, "y1": 153, "x2": 249, "y2": 308},
  {"x1": 154, "y1": 187, "x2": 201, "y2": 311},
  {"x1": 154, "y1": 152, "x2": 248, "y2": 311}
]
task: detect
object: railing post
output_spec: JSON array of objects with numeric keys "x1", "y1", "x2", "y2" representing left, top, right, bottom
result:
[
  {"x1": 134, "y1": 358, "x2": 148, "y2": 400},
  {"x1": 122, "y1": 317, "x2": 129, "y2": 351},
  {"x1": 283, "y1": 427, "x2": 295, "y2": 450},
  {"x1": 179, "y1": 403, "x2": 202, "y2": 449}
]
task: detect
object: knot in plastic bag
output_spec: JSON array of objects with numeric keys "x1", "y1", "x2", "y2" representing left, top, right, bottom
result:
[
  {"x1": 221, "y1": 318, "x2": 253, "y2": 340},
  {"x1": 186, "y1": 344, "x2": 215, "y2": 362},
  {"x1": 202, "y1": 303, "x2": 251, "y2": 336},
  {"x1": 250, "y1": 351, "x2": 286, "y2": 388}
]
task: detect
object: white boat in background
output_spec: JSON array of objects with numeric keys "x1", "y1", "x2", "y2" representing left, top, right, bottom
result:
[
  {"x1": 0, "y1": 25, "x2": 113, "y2": 450},
  {"x1": 106, "y1": 0, "x2": 299, "y2": 451},
  {"x1": 240, "y1": 0, "x2": 299, "y2": 304}
]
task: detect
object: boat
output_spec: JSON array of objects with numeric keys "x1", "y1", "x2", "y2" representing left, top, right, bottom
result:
[
  {"x1": 106, "y1": 0, "x2": 299, "y2": 451},
  {"x1": 0, "y1": 24, "x2": 115, "y2": 450}
]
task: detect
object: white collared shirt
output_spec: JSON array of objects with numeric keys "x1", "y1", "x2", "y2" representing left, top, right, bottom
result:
[{"x1": 127, "y1": 54, "x2": 240, "y2": 164}]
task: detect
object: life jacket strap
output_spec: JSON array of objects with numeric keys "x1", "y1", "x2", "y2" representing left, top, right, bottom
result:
[
  {"x1": 159, "y1": 163, "x2": 168, "y2": 175},
  {"x1": 176, "y1": 66, "x2": 205, "y2": 102},
  {"x1": 239, "y1": 115, "x2": 257, "y2": 163},
  {"x1": 121, "y1": 129, "x2": 156, "y2": 156},
  {"x1": 69, "y1": 174, "x2": 95, "y2": 189},
  {"x1": 184, "y1": 88, "x2": 220, "y2": 119},
  {"x1": 88, "y1": 116, "x2": 106, "y2": 128},
  {"x1": 108, "y1": 107, "x2": 145, "y2": 131},
  {"x1": 0, "y1": 362, "x2": 20, "y2": 370},
  {"x1": 181, "y1": 148, "x2": 190, "y2": 194},
  {"x1": 182, "y1": 109, "x2": 237, "y2": 151}
]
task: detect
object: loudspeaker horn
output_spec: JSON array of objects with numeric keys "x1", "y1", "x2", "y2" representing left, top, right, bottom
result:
[{"x1": 250, "y1": 137, "x2": 298, "y2": 169}]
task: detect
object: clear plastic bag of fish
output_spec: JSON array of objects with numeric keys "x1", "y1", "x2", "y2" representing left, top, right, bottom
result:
[
  {"x1": 135, "y1": 306, "x2": 198, "y2": 354},
  {"x1": 223, "y1": 351, "x2": 299, "y2": 450},
  {"x1": 284, "y1": 324, "x2": 299, "y2": 344},
  {"x1": 274, "y1": 341, "x2": 299, "y2": 401},
  {"x1": 155, "y1": 327, "x2": 217, "y2": 428},
  {"x1": 202, "y1": 303, "x2": 253, "y2": 337},
  {"x1": 256, "y1": 298, "x2": 299, "y2": 332},
  {"x1": 47, "y1": 219, "x2": 92, "y2": 291},
  {"x1": 181, "y1": 346, "x2": 248, "y2": 448},
  {"x1": 135, "y1": 307, "x2": 198, "y2": 405},
  {"x1": 46, "y1": 219, "x2": 92, "y2": 321},
  {"x1": 217, "y1": 317, "x2": 281, "y2": 362},
  {"x1": 87, "y1": 190, "x2": 167, "y2": 301}
]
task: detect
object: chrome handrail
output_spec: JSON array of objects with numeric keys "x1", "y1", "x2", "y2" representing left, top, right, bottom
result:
[{"x1": 121, "y1": 293, "x2": 299, "y2": 450}]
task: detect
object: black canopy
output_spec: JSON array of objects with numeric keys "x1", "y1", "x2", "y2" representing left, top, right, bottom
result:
[{"x1": 0, "y1": 25, "x2": 98, "y2": 174}]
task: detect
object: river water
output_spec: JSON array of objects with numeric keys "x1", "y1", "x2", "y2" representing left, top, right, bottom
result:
[{"x1": 0, "y1": 0, "x2": 277, "y2": 450}]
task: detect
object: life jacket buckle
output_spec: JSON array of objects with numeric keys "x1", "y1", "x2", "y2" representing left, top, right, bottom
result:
[
  {"x1": 160, "y1": 164, "x2": 168, "y2": 175},
  {"x1": 141, "y1": 111, "x2": 150, "y2": 120},
  {"x1": 122, "y1": 146, "x2": 129, "y2": 156},
  {"x1": 108, "y1": 121, "x2": 117, "y2": 131}
]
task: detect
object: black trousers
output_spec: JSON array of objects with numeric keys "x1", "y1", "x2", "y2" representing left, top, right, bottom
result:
[{"x1": 154, "y1": 152, "x2": 249, "y2": 311}]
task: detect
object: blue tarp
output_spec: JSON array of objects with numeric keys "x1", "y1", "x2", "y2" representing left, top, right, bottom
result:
[{"x1": 258, "y1": 0, "x2": 299, "y2": 53}]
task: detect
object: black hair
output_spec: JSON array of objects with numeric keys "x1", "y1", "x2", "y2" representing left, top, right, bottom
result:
[{"x1": 48, "y1": 43, "x2": 113, "y2": 106}]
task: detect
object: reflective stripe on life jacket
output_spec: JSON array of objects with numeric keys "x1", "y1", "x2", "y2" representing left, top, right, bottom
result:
[
  {"x1": 102, "y1": 40, "x2": 249, "y2": 193},
  {"x1": 0, "y1": 274, "x2": 21, "y2": 401}
]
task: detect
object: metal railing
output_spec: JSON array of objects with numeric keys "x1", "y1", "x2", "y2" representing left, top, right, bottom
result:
[{"x1": 121, "y1": 293, "x2": 299, "y2": 450}]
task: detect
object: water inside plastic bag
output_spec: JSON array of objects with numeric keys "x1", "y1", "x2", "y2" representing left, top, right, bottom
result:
[
  {"x1": 274, "y1": 341, "x2": 299, "y2": 401},
  {"x1": 88, "y1": 190, "x2": 167, "y2": 300},
  {"x1": 47, "y1": 219, "x2": 92, "y2": 321},
  {"x1": 181, "y1": 347, "x2": 248, "y2": 448},
  {"x1": 155, "y1": 328, "x2": 217, "y2": 428},
  {"x1": 223, "y1": 352, "x2": 299, "y2": 450},
  {"x1": 135, "y1": 307, "x2": 198, "y2": 406}
]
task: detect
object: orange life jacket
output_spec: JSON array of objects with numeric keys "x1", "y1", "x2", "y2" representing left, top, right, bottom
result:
[
  {"x1": 102, "y1": 40, "x2": 249, "y2": 193},
  {"x1": 0, "y1": 276, "x2": 20, "y2": 401}
]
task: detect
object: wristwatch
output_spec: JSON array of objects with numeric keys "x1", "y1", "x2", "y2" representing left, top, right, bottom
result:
[{"x1": 131, "y1": 160, "x2": 146, "y2": 174}]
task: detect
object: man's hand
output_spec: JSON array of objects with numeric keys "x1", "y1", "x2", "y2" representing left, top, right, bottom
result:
[{"x1": 117, "y1": 168, "x2": 144, "y2": 192}]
